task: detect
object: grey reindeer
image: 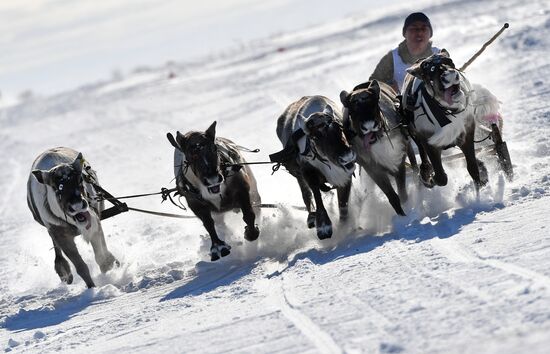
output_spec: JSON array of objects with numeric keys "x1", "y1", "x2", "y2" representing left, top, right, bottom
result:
[
  {"x1": 273, "y1": 96, "x2": 356, "y2": 239},
  {"x1": 27, "y1": 147, "x2": 118, "y2": 288}
]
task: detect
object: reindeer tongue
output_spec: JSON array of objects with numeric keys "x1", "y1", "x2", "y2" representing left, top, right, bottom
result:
[
  {"x1": 363, "y1": 132, "x2": 377, "y2": 151},
  {"x1": 75, "y1": 211, "x2": 92, "y2": 230},
  {"x1": 444, "y1": 87, "x2": 454, "y2": 105}
]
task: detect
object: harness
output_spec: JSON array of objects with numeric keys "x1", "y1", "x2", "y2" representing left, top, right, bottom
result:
[
  {"x1": 402, "y1": 72, "x2": 472, "y2": 129},
  {"x1": 175, "y1": 141, "x2": 241, "y2": 206}
]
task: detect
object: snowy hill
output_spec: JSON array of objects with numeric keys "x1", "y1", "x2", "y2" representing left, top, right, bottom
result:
[{"x1": 1, "y1": 0, "x2": 550, "y2": 352}]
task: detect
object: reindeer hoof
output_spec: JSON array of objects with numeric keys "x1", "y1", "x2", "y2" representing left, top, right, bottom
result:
[
  {"x1": 420, "y1": 164, "x2": 435, "y2": 188},
  {"x1": 307, "y1": 212, "x2": 316, "y2": 228},
  {"x1": 244, "y1": 225, "x2": 260, "y2": 241},
  {"x1": 60, "y1": 272, "x2": 73, "y2": 285},
  {"x1": 317, "y1": 224, "x2": 333, "y2": 240},
  {"x1": 99, "y1": 254, "x2": 119, "y2": 273},
  {"x1": 478, "y1": 160, "x2": 489, "y2": 187},
  {"x1": 210, "y1": 243, "x2": 231, "y2": 261}
]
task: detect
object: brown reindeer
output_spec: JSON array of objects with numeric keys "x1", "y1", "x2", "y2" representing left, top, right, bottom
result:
[
  {"x1": 167, "y1": 121, "x2": 261, "y2": 261},
  {"x1": 401, "y1": 50, "x2": 489, "y2": 188},
  {"x1": 272, "y1": 96, "x2": 356, "y2": 239}
]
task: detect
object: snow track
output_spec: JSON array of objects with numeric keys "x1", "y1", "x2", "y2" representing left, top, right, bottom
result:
[
  {"x1": 258, "y1": 262, "x2": 343, "y2": 354},
  {"x1": 432, "y1": 237, "x2": 550, "y2": 290}
]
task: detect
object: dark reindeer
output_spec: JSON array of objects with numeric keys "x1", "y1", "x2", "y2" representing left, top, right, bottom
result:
[
  {"x1": 401, "y1": 50, "x2": 488, "y2": 188},
  {"x1": 340, "y1": 80, "x2": 409, "y2": 216},
  {"x1": 272, "y1": 96, "x2": 356, "y2": 239},
  {"x1": 167, "y1": 121, "x2": 261, "y2": 261},
  {"x1": 27, "y1": 147, "x2": 118, "y2": 288}
]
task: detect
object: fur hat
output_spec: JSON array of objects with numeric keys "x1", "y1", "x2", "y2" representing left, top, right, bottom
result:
[{"x1": 402, "y1": 12, "x2": 433, "y2": 37}]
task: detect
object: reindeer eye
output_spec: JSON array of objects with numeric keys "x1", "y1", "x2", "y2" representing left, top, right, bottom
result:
[{"x1": 58, "y1": 184, "x2": 64, "y2": 191}]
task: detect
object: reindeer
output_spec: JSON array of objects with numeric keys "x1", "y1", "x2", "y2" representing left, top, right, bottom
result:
[
  {"x1": 340, "y1": 80, "x2": 409, "y2": 216},
  {"x1": 272, "y1": 96, "x2": 356, "y2": 239},
  {"x1": 167, "y1": 121, "x2": 261, "y2": 261},
  {"x1": 27, "y1": 147, "x2": 118, "y2": 288},
  {"x1": 401, "y1": 49, "x2": 490, "y2": 188}
]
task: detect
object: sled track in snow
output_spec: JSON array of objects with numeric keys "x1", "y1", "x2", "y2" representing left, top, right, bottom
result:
[
  {"x1": 431, "y1": 238, "x2": 550, "y2": 290},
  {"x1": 258, "y1": 262, "x2": 342, "y2": 354},
  {"x1": 273, "y1": 275, "x2": 342, "y2": 354}
]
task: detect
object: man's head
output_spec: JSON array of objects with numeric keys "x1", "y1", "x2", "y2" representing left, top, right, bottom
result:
[{"x1": 402, "y1": 12, "x2": 432, "y2": 55}]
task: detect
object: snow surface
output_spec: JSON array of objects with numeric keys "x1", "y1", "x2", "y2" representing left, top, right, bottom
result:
[{"x1": 1, "y1": 0, "x2": 550, "y2": 352}]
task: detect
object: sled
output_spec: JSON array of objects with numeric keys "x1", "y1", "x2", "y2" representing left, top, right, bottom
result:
[{"x1": 439, "y1": 123, "x2": 513, "y2": 181}]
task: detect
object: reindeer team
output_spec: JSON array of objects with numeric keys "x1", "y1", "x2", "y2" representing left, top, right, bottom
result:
[{"x1": 28, "y1": 50, "x2": 504, "y2": 287}]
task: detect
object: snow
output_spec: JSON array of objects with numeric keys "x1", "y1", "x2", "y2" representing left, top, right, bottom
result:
[{"x1": 1, "y1": 0, "x2": 550, "y2": 352}]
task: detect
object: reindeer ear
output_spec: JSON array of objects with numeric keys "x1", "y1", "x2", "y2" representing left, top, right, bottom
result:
[
  {"x1": 167, "y1": 132, "x2": 181, "y2": 150},
  {"x1": 205, "y1": 121, "x2": 217, "y2": 140},
  {"x1": 369, "y1": 80, "x2": 381, "y2": 97},
  {"x1": 407, "y1": 62, "x2": 424, "y2": 79},
  {"x1": 175, "y1": 131, "x2": 187, "y2": 150},
  {"x1": 72, "y1": 153, "x2": 83, "y2": 173},
  {"x1": 440, "y1": 48, "x2": 450, "y2": 57},
  {"x1": 322, "y1": 105, "x2": 333, "y2": 117},
  {"x1": 32, "y1": 170, "x2": 49, "y2": 185},
  {"x1": 340, "y1": 90, "x2": 351, "y2": 107}
]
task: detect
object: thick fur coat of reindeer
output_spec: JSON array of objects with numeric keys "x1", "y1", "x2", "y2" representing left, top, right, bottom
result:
[
  {"x1": 27, "y1": 147, "x2": 118, "y2": 288},
  {"x1": 167, "y1": 121, "x2": 261, "y2": 261},
  {"x1": 340, "y1": 80, "x2": 409, "y2": 215},
  {"x1": 275, "y1": 96, "x2": 356, "y2": 239},
  {"x1": 401, "y1": 49, "x2": 494, "y2": 188}
]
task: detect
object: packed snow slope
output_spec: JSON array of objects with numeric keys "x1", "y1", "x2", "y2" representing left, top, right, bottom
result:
[{"x1": 2, "y1": 0, "x2": 550, "y2": 352}]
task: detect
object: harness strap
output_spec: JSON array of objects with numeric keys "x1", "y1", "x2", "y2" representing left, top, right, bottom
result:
[{"x1": 420, "y1": 84, "x2": 453, "y2": 127}]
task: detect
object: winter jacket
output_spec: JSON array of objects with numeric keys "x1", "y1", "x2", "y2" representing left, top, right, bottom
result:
[{"x1": 369, "y1": 40, "x2": 439, "y2": 92}]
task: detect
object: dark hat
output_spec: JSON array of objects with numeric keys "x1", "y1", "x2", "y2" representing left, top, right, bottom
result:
[{"x1": 402, "y1": 12, "x2": 432, "y2": 37}]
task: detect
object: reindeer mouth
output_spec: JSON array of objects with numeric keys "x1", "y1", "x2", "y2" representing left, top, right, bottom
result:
[
  {"x1": 444, "y1": 84, "x2": 461, "y2": 105},
  {"x1": 207, "y1": 184, "x2": 221, "y2": 194},
  {"x1": 74, "y1": 211, "x2": 92, "y2": 230},
  {"x1": 361, "y1": 131, "x2": 379, "y2": 151},
  {"x1": 344, "y1": 162, "x2": 355, "y2": 171}
]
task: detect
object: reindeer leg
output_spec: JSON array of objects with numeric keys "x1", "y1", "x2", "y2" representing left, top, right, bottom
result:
[
  {"x1": 53, "y1": 229, "x2": 95, "y2": 288},
  {"x1": 87, "y1": 221, "x2": 119, "y2": 273},
  {"x1": 396, "y1": 162, "x2": 408, "y2": 204},
  {"x1": 337, "y1": 179, "x2": 352, "y2": 221},
  {"x1": 188, "y1": 199, "x2": 230, "y2": 261},
  {"x1": 413, "y1": 138, "x2": 435, "y2": 188},
  {"x1": 48, "y1": 231, "x2": 73, "y2": 285},
  {"x1": 460, "y1": 130, "x2": 488, "y2": 188},
  {"x1": 367, "y1": 169, "x2": 405, "y2": 216},
  {"x1": 303, "y1": 169, "x2": 331, "y2": 239},
  {"x1": 297, "y1": 175, "x2": 316, "y2": 228},
  {"x1": 239, "y1": 188, "x2": 259, "y2": 242},
  {"x1": 425, "y1": 145, "x2": 447, "y2": 186}
]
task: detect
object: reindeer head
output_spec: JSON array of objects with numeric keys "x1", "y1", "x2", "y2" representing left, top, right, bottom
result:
[
  {"x1": 32, "y1": 153, "x2": 92, "y2": 228},
  {"x1": 172, "y1": 121, "x2": 224, "y2": 194},
  {"x1": 302, "y1": 105, "x2": 356, "y2": 174},
  {"x1": 340, "y1": 80, "x2": 384, "y2": 146},
  {"x1": 407, "y1": 49, "x2": 466, "y2": 109}
]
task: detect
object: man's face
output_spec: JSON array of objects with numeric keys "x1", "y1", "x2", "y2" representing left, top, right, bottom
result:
[{"x1": 404, "y1": 21, "x2": 431, "y2": 53}]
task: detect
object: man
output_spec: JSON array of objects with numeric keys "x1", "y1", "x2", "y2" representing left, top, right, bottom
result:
[{"x1": 369, "y1": 12, "x2": 439, "y2": 93}]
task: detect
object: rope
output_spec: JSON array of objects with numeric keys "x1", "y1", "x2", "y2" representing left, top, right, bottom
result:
[{"x1": 474, "y1": 133, "x2": 493, "y2": 144}]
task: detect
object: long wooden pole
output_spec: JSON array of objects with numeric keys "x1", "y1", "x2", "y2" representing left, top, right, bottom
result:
[{"x1": 459, "y1": 23, "x2": 509, "y2": 72}]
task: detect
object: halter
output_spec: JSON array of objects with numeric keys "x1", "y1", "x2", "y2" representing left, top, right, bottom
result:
[
  {"x1": 405, "y1": 68, "x2": 472, "y2": 129},
  {"x1": 175, "y1": 140, "x2": 239, "y2": 204},
  {"x1": 302, "y1": 114, "x2": 341, "y2": 167}
]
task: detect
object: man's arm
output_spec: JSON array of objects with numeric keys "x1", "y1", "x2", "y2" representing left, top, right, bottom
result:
[{"x1": 369, "y1": 51, "x2": 396, "y2": 90}]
